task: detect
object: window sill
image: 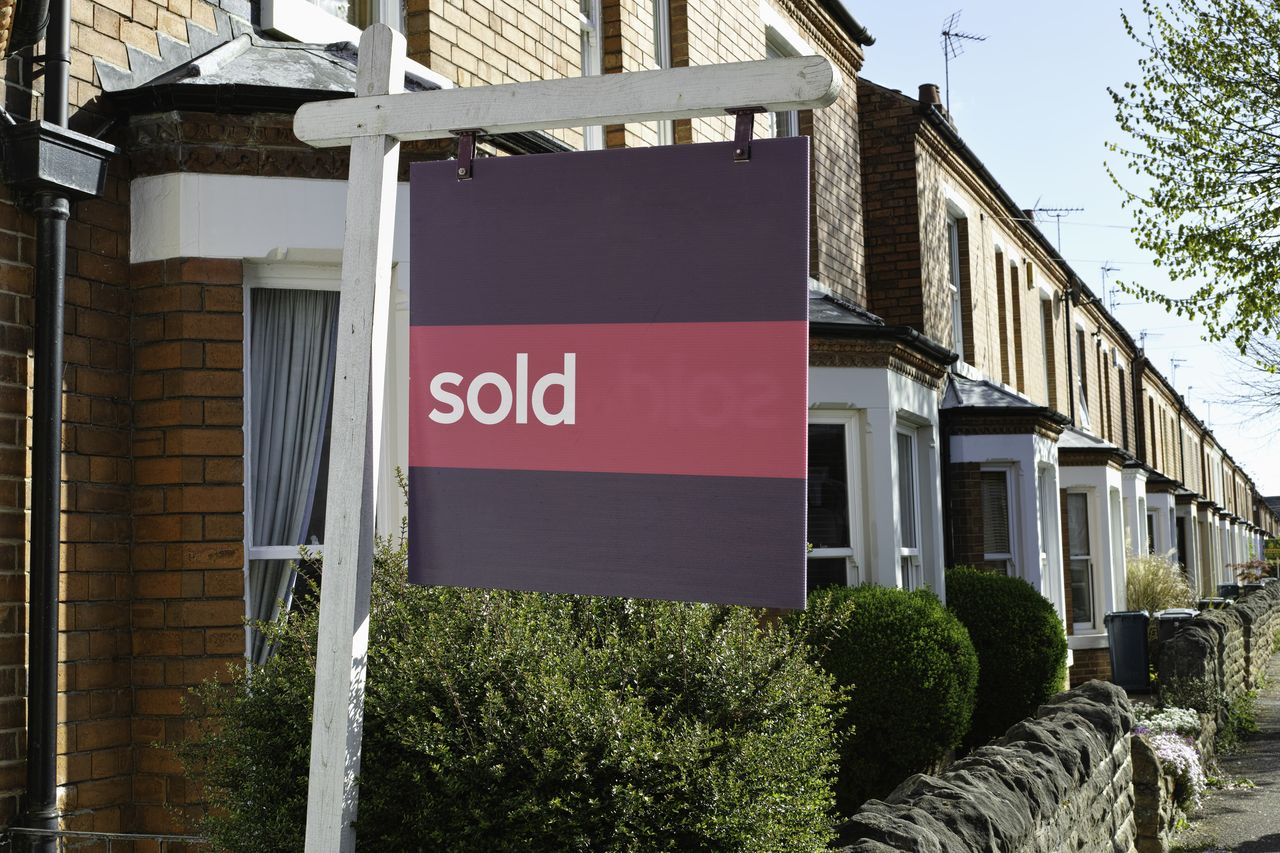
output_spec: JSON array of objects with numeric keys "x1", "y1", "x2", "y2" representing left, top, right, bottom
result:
[
  {"x1": 260, "y1": 0, "x2": 453, "y2": 90},
  {"x1": 1067, "y1": 632, "x2": 1109, "y2": 650}
]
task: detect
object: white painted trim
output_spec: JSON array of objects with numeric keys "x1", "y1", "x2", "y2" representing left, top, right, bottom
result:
[
  {"x1": 130, "y1": 174, "x2": 415, "y2": 266},
  {"x1": 760, "y1": 3, "x2": 815, "y2": 56},
  {"x1": 1068, "y1": 632, "x2": 1109, "y2": 650},
  {"x1": 251, "y1": 544, "x2": 327, "y2": 560},
  {"x1": 808, "y1": 409, "x2": 866, "y2": 583},
  {"x1": 259, "y1": 0, "x2": 450, "y2": 89},
  {"x1": 294, "y1": 56, "x2": 843, "y2": 147}
]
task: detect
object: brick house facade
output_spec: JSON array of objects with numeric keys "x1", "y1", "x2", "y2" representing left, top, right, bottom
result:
[{"x1": 0, "y1": 0, "x2": 1273, "y2": 837}]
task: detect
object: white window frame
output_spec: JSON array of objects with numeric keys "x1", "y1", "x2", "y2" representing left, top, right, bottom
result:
[
  {"x1": 242, "y1": 262, "x2": 407, "y2": 639},
  {"x1": 1066, "y1": 490, "x2": 1099, "y2": 632},
  {"x1": 761, "y1": 5, "x2": 812, "y2": 140},
  {"x1": 1075, "y1": 323, "x2": 1091, "y2": 429},
  {"x1": 581, "y1": 0, "x2": 605, "y2": 150},
  {"x1": 896, "y1": 425, "x2": 923, "y2": 591},
  {"x1": 807, "y1": 411, "x2": 864, "y2": 586},
  {"x1": 652, "y1": 0, "x2": 674, "y2": 146},
  {"x1": 765, "y1": 34, "x2": 799, "y2": 138},
  {"x1": 980, "y1": 464, "x2": 1017, "y2": 575},
  {"x1": 1039, "y1": 291, "x2": 1054, "y2": 406},
  {"x1": 946, "y1": 214, "x2": 965, "y2": 362}
]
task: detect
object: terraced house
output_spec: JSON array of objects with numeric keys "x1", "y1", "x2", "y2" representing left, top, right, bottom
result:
[
  {"x1": 0, "y1": 0, "x2": 1274, "y2": 840},
  {"x1": 855, "y1": 80, "x2": 1280, "y2": 685}
]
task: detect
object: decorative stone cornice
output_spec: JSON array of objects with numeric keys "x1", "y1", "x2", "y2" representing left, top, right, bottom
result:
[
  {"x1": 809, "y1": 336, "x2": 949, "y2": 388},
  {"x1": 1059, "y1": 449, "x2": 1123, "y2": 470},
  {"x1": 127, "y1": 110, "x2": 455, "y2": 181},
  {"x1": 944, "y1": 410, "x2": 1065, "y2": 441},
  {"x1": 772, "y1": 0, "x2": 865, "y2": 73}
]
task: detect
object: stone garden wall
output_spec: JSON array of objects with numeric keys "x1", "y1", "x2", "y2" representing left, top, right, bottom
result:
[
  {"x1": 1158, "y1": 585, "x2": 1280, "y2": 719},
  {"x1": 836, "y1": 681, "x2": 1137, "y2": 853}
]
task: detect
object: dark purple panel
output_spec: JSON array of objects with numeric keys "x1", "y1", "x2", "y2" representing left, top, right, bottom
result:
[
  {"x1": 408, "y1": 467, "x2": 807, "y2": 609},
  {"x1": 409, "y1": 138, "x2": 809, "y2": 327}
]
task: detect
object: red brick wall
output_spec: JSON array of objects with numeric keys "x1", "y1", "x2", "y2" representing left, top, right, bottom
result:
[
  {"x1": 1069, "y1": 647, "x2": 1112, "y2": 688},
  {"x1": 947, "y1": 461, "x2": 983, "y2": 568},
  {"x1": 130, "y1": 257, "x2": 246, "y2": 834},
  {"x1": 858, "y1": 80, "x2": 923, "y2": 330},
  {"x1": 57, "y1": 158, "x2": 136, "y2": 833},
  {"x1": 0, "y1": 182, "x2": 32, "y2": 826}
]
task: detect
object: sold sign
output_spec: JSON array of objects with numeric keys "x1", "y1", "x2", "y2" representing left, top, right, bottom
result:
[{"x1": 409, "y1": 139, "x2": 809, "y2": 608}]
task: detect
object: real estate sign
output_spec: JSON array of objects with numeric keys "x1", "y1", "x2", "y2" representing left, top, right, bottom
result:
[{"x1": 408, "y1": 138, "x2": 809, "y2": 608}]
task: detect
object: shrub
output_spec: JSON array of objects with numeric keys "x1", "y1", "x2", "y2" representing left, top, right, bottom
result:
[
  {"x1": 1126, "y1": 550, "x2": 1195, "y2": 613},
  {"x1": 182, "y1": 534, "x2": 841, "y2": 852},
  {"x1": 789, "y1": 585, "x2": 978, "y2": 813},
  {"x1": 946, "y1": 567, "x2": 1068, "y2": 747}
]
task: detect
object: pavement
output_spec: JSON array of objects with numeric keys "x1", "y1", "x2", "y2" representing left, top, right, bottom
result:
[{"x1": 1173, "y1": 653, "x2": 1280, "y2": 853}]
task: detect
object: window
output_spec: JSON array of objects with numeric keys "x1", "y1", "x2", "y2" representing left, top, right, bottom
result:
[
  {"x1": 766, "y1": 34, "x2": 799, "y2": 138},
  {"x1": 1147, "y1": 512, "x2": 1156, "y2": 554},
  {"x1": 246, "y1": 287, "x2": 340, "y2": 662},
  {"x1": 1076, "y1": 327, "x2": 1090, "y2": 427},
  {"x1": 262, "y1": 0, "x2": 411, "y2": 51},
  {"x1": 897, "y1": 428, "x2": 923, "y2": 590},
  {"x1": 1066, "y1": 492, "x2": 1095, "y2": 629},
  {"x1": 995, "y1": 252, "x2": 1009, "y2": 384},
  {"x1": 581, "y1": 0, "x2": 604, "y2": 149},
  {"x1": 1119, "y1": 367, "x2": 1129, "y2": 451},
  {"x1": 1103, "y1": 352, "x2": 1113, "y2": 441},
  {"x1": 652, "y1": 0, "x2": 673, "y2": 145},
  {"x1": 947, "y1": 216, "x2": 965, "y2": 361},
  {"x1": 807, "y1": 416, "x2": 860, "y2": 592},
  {"x1": 981, "y1": 468, "x2": 1014, "y2": 574},
  {"x1": 1009, "y1": 262, "x2": 1024, "y2": 392},
  {"x1": 1040, "y1": 295, "x2": 1056, "y2": 409}
]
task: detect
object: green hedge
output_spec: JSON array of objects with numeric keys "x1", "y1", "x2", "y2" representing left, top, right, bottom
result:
[
  {"x1": 789, "y1": 585, "x2": 978, "y2": 813},
  {"x1": 182, "y1": 535, "x2": 842, "y2": 852},
  {"x1": 946, "y1": 566, "x2": 1068, "y2": 746}
]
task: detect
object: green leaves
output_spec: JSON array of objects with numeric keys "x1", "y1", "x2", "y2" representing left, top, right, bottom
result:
[
  {"x1": 182, "y1": 536, "x2": 841, "y2": 852},
  {"x1": 788, "y1": 585, "x2": 979, "y2": 814},
  {"x1": 1110, "y1": 0, "x2": 1280, "y2": 350}
]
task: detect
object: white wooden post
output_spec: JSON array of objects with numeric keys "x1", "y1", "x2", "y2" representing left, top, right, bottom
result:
[
  {"x1": 294, "y1": 44, "x2": 844, "y2": 852},
  {"x1": 303, "y1": 23, "x2": 404, "y2": 853}
]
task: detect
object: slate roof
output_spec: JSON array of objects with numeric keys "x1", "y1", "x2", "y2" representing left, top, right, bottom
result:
[
  {"x1": 808, "y1": 290, "x2": 883, "y2": 327},
  {"x1": 1057, "y1": 427, "x2": 1121, "y2": 452},
  {"x1": 941, "y1": 374, "x2": 1040, "y2": 411},
  {"x1": 96, "y1": 10, "x2": 439, "y2": 108}
]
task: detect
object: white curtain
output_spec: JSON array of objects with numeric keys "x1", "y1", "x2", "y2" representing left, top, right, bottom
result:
[{"x1": 248, "y1": 288, "x2": 339, "y2": 662}]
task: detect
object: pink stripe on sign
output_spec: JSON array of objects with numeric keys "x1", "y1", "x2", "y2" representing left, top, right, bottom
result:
[{"x1": 409, "y1": 321, "x2": 807, "y2": 479}]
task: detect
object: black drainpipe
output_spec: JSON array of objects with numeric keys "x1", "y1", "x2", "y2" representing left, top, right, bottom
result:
[
  {"x1": 27, "y1": 0, "x2": 72, "y2": 844},
  {"x1": 2, "y1": 0, "x2": 112, "y2": 843}
]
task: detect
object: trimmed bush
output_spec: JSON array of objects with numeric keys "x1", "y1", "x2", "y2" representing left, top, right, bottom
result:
[
  {"x1": 946, "y1": 566, "x2": 1068, "y2": 746},
  {"x1": 789, "y1": 585, "x2": 978, "y2": 813},
  {"x1": 182, "y1": 533, "x2": 841, "y2": 852}
]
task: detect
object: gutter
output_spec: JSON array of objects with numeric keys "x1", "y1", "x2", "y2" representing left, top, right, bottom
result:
[
  {"x1": 809, "y1": 320, "x2": 958, "y2": 366},
  {"x1": 815, "y1": 0, "x2": 875, "y2": 46}
]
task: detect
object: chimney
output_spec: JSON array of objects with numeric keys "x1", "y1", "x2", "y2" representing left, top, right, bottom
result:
[{"x1": 918, "y1": 83, "x2": 942, "y2": 108}]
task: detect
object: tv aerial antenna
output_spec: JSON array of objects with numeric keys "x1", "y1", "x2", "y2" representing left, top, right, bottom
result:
[
  {"x1": 940, "y1": 11, "x2": 986, "y2": 113},
  {"x1": 1032, "y1": 206, "x2": 1084, "y2": 252},
  {"x1": 1101, "y1": 262, "x2": 1119, "y2": 311}
]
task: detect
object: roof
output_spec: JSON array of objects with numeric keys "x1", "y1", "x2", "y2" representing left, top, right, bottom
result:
[
  {"x1": 99, "y1": 18, "x2": 440, "y2": 115},
  {"x1": 941, "y1": 375, "x2": 1040, "y2": 411},
  {"x1": 1057, "y1": 427, "x2": 1121, "y2": 453},
  {"x1": 808, "y1": 290, "x2": 883, "y2": 327}
]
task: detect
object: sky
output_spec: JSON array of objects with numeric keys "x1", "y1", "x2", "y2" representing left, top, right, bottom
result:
[{"x1": 847, "y1": 2, "x2": 1280, "y2": 496}]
